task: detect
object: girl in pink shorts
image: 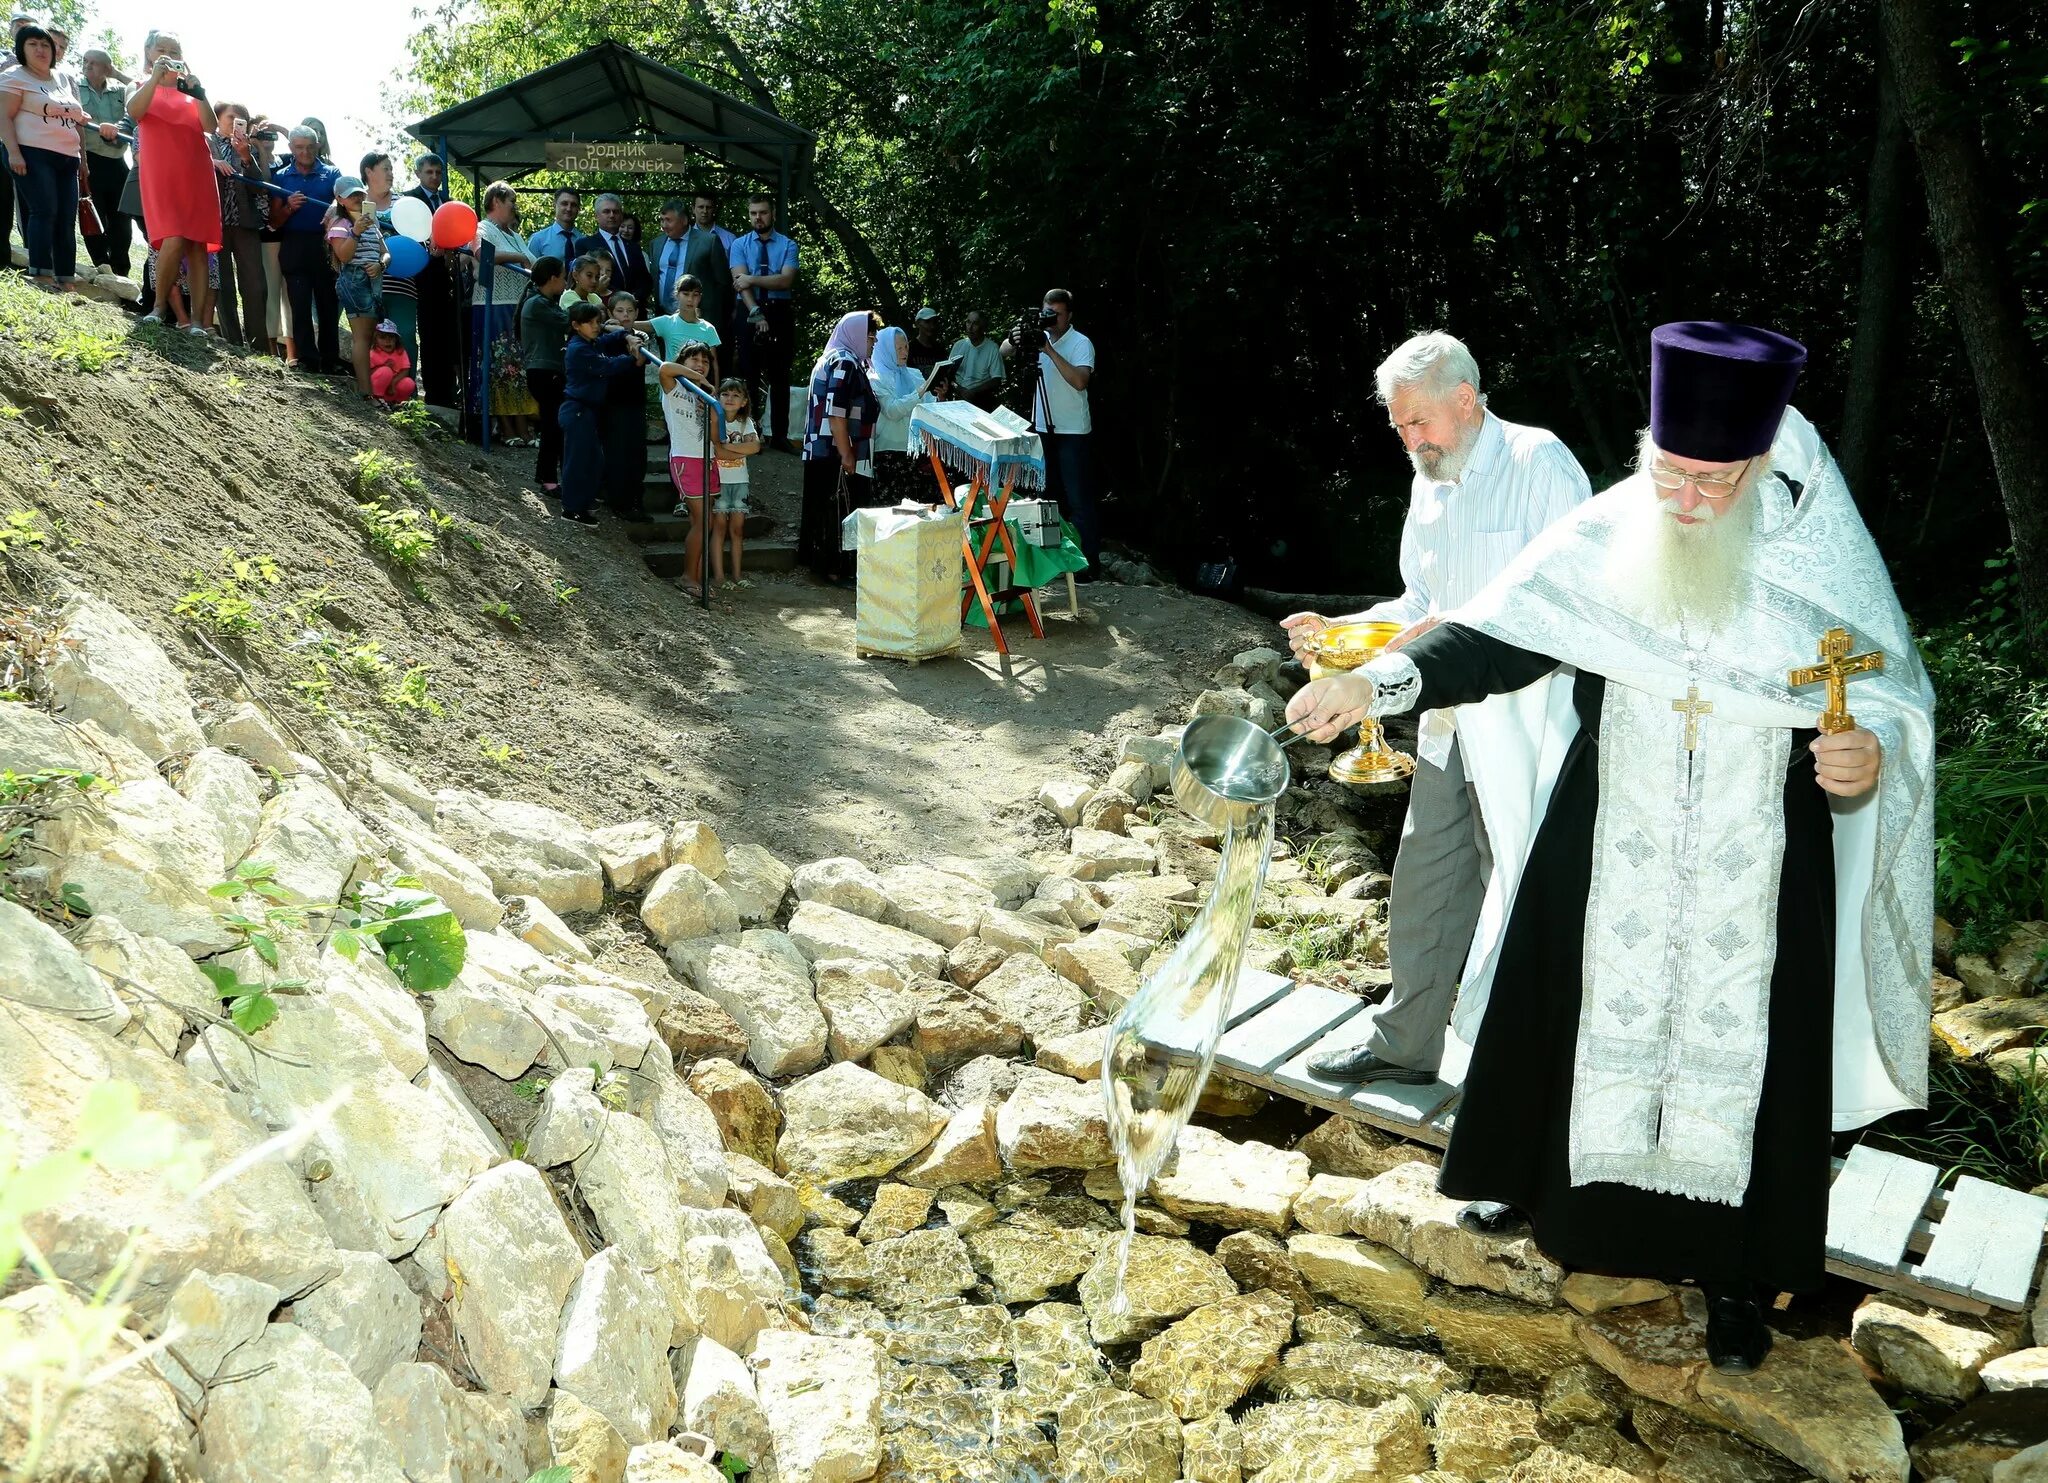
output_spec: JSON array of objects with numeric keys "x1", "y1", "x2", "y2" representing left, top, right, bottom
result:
[{"x1": 658, "y1": 341, "x2": 727, "y2": 588}]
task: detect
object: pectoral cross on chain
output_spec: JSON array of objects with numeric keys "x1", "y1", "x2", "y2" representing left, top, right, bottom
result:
[
  {"x1": 1672, "y1": 686, "x2": 1713, "y2": 753},
  {"x1": 1788, "y1": 626, "x2": 1885, "y2": 735}
]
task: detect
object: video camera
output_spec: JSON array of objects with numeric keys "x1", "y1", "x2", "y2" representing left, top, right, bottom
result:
[{"x1": 1011, "y1": 305, "x2": 1059, "y2": 357}]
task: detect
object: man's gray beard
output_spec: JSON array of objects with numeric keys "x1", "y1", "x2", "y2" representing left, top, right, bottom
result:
[
  {"x1": 1407, "y1": 417, "x2": 1482, "y2": 483},
  {"x1": 1605, "y1": 482, "x2": 1758, "y2": 634}
]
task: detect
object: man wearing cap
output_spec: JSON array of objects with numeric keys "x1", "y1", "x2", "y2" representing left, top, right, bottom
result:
[
  {"x1": 907, "y1": 306, "x2": 946, "y2": 374},
  {"x1": 1287, "y1": 323, "x2": 1934, "y2": 1375}
]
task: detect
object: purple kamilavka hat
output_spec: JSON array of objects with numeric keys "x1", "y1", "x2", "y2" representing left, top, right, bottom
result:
[{"x1": 1649, "y1": 322, "x2": 1807, "y2": 463}]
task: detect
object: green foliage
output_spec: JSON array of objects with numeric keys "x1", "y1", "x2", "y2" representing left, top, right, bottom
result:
[
  {"x1": 1869, "y1": 1054, "x2": 2048, "y2": 1192},
  {"x1": 478, "y1": 736, "x2": 519, "y2": 769},
  {"x1": 195, "y1": 960, "x2": 297, "y2": 1035},
  {"x1": 339, "y1": 877, "x2": 468, "y2": 993},
  {"x1": 291, "y1": 662, "x2": 335, "y2": 714},
  {"x1": 207, "y1": 861, "x2": 309, "y2": 969},
  {"x1": 0, "y1": 507, "x2": 50, "y2": 552},
  {"x1": 356, "y1": 500, "x2": 442, "y2": 568},
  {"x1": 380, "y1": 664, "x2": 444, "y2": 717},
  {"x1": 1920, "y1": 556, "x2": 2048, "y2": 938},
  {"x1": 0, "y1": 271, "x2": 126, "y2": 372},
  {"x1": 351, "y1": 451, "x2": 452, "y2": 570},
  {"x1": 524, "y1": 1468, "x2": 575, "y2": 1483},
  {"x1": 387, "y1": 399, "x2": 448, "y2": 444},
  {"x1": 1279, "y1": 915, "x2": 1356, "y2": 971},
  {"x1": 343, "y1": 640, "x2": 392, "y2": 677},
  {"x1": 551, "y1": 583, "x2": 580, "y2": 606},
  {"x1": 173, "y1": 550, "x2": 282, "y2": 637},
  {"x1": 480, "y1": 598, "x2": 523, "y2": 629},
  {"x1": 0, "y1": 766, "x2": 105, "y2": 923}
]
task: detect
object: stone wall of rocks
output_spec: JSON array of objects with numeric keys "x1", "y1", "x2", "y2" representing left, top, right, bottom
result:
[{"x1": 4, "y1": 606, "x2": 2045, "y2": 1483}]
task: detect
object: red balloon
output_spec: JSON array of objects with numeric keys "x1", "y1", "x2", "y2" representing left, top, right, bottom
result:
[{"x1": 431, "y1": 200, "x2": 479, "y2": 250}]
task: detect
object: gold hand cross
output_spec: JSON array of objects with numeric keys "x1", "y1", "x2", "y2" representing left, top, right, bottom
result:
[
  {"x1": 1672, "y1": 685, "x2": 1713, "y2": 753},
  {"x1": 1788, "y1": 627, "x2": 1884, "y2": 734}
]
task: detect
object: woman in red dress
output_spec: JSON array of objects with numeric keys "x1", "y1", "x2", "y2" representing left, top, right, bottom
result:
[{"x1": 125, "y1": 31, "x2": 220, "y2": 333}]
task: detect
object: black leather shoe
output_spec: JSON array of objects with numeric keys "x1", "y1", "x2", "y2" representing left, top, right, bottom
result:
[
  {"x1": 1455, "y1": 1200, "x2": 1531, "y2": 1238},
  {"x1": 1705, "y1": 1294, "x2": 1773, "y2": 1373},
  {"x1": 1303, "y1": 1046, "x2": 1435, "y2": 1083}
]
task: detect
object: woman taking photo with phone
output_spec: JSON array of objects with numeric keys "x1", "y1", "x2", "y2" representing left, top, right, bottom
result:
[{"x1": 126, "y1": 31, "x2": 221, "y2": 333}]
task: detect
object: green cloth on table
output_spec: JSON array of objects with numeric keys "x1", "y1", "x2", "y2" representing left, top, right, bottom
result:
[{"x1": 964, "y1": 518, "x2": 1087, "y2": 628}]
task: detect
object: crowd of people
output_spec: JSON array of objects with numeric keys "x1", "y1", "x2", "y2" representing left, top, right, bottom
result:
[{"x1": 0, "y1": 17, "x2": 1104, "y2": 585}]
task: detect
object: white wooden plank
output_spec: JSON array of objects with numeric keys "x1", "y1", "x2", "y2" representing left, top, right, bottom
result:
[
  {"x1": 1348, "y1": 1075, "x2": 1458, "y2": 1127},
  {"x1": 1227, "y1": 969, "x2": 1293, "y2": 1028},
  {"x1": 1269, "y1": 1041, "x2": 1364, "y2": 1103},
  {"x1": 1215, "y1": 986, "x2": 1362, "y2": 1075},
  {"x1": 1826, "y1": 1146, "x2": 1940, "y2": 1269},
  {"x1": 1918, "y1": 1175, "x2": 2048, "y2": 1310}
]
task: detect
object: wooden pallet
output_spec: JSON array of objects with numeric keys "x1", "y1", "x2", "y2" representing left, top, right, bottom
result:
[{"x1": 1203, "y1": 976, "x2": 2048, "y2": 1316}]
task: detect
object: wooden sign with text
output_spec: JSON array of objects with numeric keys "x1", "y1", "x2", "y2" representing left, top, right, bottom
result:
[{"x1": 542, "y1": 140, "x2": 696, "y2": 174}]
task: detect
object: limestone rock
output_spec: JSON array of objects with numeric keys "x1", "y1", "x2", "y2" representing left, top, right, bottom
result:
[
  {"x1": 778, "y1": 1060, "x2": 947, "y2": 1183},
  {"x1": 1035, "y1": 1024, "x2": 1110, "y2": 1079},
  {"x1": 1079, "y1": 785, "x2": 1135, "y2": 834},
  {"x1": 659, "y1": 985, "x2": 751, "y2": 1065},
  {"x1": 2000, "y1": 1442, "x2": 2048, "y2": 1482},
  {"x1": 679, "y1": 1208, "x2": 789, "y2": 1352},
  {"x1": 978, "y1": 906, "x2": 1079, "y2": 962},
  {"x1": 415, "y1": 1161, "x2": 583, "y2": 1407},
  {"x1": 1033, "y1": 873, "x2": 1105, "y2": 930},
  {"x1": 1425, "y1": 1286, "x2": 1582, "y2": 1376},
  {"x1": 47, "y1": 593, "x2": 204, "y2": 759},
  {"x1": 642, "y1": 862, "x2": 741, "y2": 946},
  {"x1": 1098, "y1": 888, "x2": 1183, "y2": 945},
  {"x1": 1039, "y1": 777, "x2": 1096, "y2": 826},
  {"x1": 1130, "y1": 1288, "x2": 1295, "y2": 1418},
  {"x1": 1915, "y1": 1392, "x2": 2048, "y2": 1481},
  {"x1": 372, "y1": 1361, "x2": 530, "y2": 1483},
  {"x1": 912, "y1": 981, "x2": 1024, "y2": 1069},
  {"x1": 1010, "y1": 1301, "x2": 1108, "y2": 1414},
  {"x1": 857, "y1": 1183, "x2": 935, "y2": 1243},
  {"x1": 676, "y1": 1335, "x2": 775, "y2": 1474},
  {"x1": 199, "y1": 1323, "x2": 407, "y2": 1482},
  {"x1": 1056, "y1": 1388, "x2": 1184, "y2": 1483},
  {"x1": 1237, "y1": 1396, "x2": 1432, "y2": 1480},
  {"x1": 680, "y1": 1059, "x2": 775, "y2": 1166},
  {"x1": 1151, "y1": 1126, "x2": 1311, "y2": 1235},
  {"x1": 1432, "y1": 1390, "x2": 1546, "y2": 1478},
  {"x1": 995, "y1": 1068, "x2": 1113, "y2": 1171},
  {"x1": 664, "y1": 819, "x2": 726, "y2": 879},
  {"x1": 893, "y1": 1101, "x2": 999, "y2": 1190},
  {"x1": 966, "y1": 1215, "x2": 1105, "y2": 1304},
  {"x1": 1575, "y1": 1291, "x2": 1710, "y2": 1405},
  {"x1": 0, "y1": 897, "x2": 132, "y2": 1034},
  {"x1": 864, "y1": 1226, "x2": 979, "y2": 1313},
  {"x1": 574, "y1": 1108, "x2": 714, "y2": 1332},
  {"x1": 1562, "y1": 1271, "x2": 1675, "y2": 1316},
  {"x1": 751, "y1": 1330, "x2": 883, "y2": 1483},
  {"x1": 945, "y1": 935, "x2": 1008, "y2": 989},
  {"x1": 423, "y1": 968, "x2": 545, "y2": 1079},
  {"x1": 1264, "y1": 1339, "x2": 1465, "y2": 1412},
  {"x1": 867, "y1": 1042, "x2": 926, "y2": 1089},
  {"x1": 378, "y1": 812, "x2": 505, "y2": 930},
  {"x1": 206, "y1": 700, "x2": 295, "y2": 771},
  {"x1": 624, "y1": 1442, "x2": 725, "y2": 1482},
  {"x1": 1341, "y1": 1159, "x2": 1565, "y2": 1305},
  {"x1": 177, "y1": 746, "x2": 265, "y2": 870},
  {"x1": 1117, "y1": 734, "x2": 1180, "y2": 789},
  {"x1": 0, "y1": 696, "x2": 103, "y2": 774},
  {"x1": 1050, "y1": 930, "x2": 1149, "y2": 1012},
  {"x1": 788, "y1": 900, "x2": 948, "y2": 979},
  {"x1": 973, "y1": 952, "x2": 1092, "y2": 1046},
  {"x1": 1294, "y1": 1305, "x2": 1373, "y2": 1345},
  {"x1": 73, "y1": 915, "x2": 212, "y2": 1056},
  {"x1": 723, "y1": 841, "x2": 795, "y2": 927},
  {"x1": 813, "y1": 957, "x2": 920, "y2": 1061},
  {"x1": 792, "y1": 856, "x2": 889, "y2": 919},
  {"x1": 1698, "y1": 1333, "x2": 1910, "y2": 1483},
  {"x1": 157, "y1": 1268, "x2": 281, "y2": 1406},
  {"x1": 1541, "y1": 1363, "x2": 1631, "y2": 1428},
  {"x1": 1285, "y1": 1233, "x2": 1429, "y2": 1339},
  {"x1": 874, "y1": 862, "x2": 994, "y2": 949},
  {"x1": 1078, "y1": 1232, "x2": 1237, "y2": 1345},
  {"x1": 434, "y1": 789, "x2": 604, "y2": 915},
  {"x1": 511, "y1": 892, "x2": 595, "y2": 961},
  {"x1": 0, "y1": 1286, "x2": 199, "y2": 1482},
  {"x1": 4, "y1": 1004, "x2": 337, "y2": 1318},
  {"x1": 1215, "y1": 1229, "x2": 1315, "y2": 1315},
  {"x1": 1067, "y1": 827, "x2": 1157, "y2": 879},
  {"x1": 36, "y1": 769, "x2": 240, "y2": 952},
  {"x1": 587, "y1": 818, "x2": 669, "y2": 891},
  {"x1": 245, "y1": 775, "x2": 381, "y2": 907},
  {"x1": 1105, "y1": 756, "x2": 1156, "y2": 805},
  {"x1": 555, "y1": 1248, "x2": 680, "y2": 1445},
  {"x1": 1182, "y1": 1413, "x2": 1244, "y2": 1483},
  {"x1": 684, "y1": 941, "x2": 827, "y2": 1077},
  {"x1": 290, "y1": 1248, "x2": 424, "y2": 1388},
  {"x1": 194, "y1": 989, "x2": 495, "y2": 1259},
  {"x1": 1851, "y1": 1295, "x2": 2023, "y2": 1404},
  {"x1": 1986, "y1": 1347, "x2": 2048, "y2": 1392},
  {"x1": 929, "y1": 853, "x2": 1042, "y2": 910},
  {"x1": 1934, "y1": 997, "x2": 2048, "y2": 1059}
]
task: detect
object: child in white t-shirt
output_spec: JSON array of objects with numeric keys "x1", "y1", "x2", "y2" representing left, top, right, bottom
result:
[
  {"x1": 658, "y1": 342, "x2": 732, "y2": 589},
  {"x1": 712, "y1": 378, "x2": 761, "y2": 586}
]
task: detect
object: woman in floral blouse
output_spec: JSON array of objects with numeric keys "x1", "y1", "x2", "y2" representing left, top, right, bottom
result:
[{"x1": 798, "y1": 310, "x2": 882, "y2": 583}]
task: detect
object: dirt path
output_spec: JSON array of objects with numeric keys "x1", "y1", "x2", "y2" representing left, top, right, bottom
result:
[{"x1": 0, "y1": 287, "x2": 1269, "y2": 866}]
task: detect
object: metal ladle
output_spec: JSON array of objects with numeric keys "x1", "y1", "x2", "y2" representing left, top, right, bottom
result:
[{"x1": 1171, "y1": 713, "x2": 1317, "y2": 832}]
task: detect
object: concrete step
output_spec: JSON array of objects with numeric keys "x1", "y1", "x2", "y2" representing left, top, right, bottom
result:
[
  {"x1": 622, "y1": 512, "x2": 777, "y2": 544},
  {"x1": 644, "y1": 536, "x2": 797, "y2": 579}
]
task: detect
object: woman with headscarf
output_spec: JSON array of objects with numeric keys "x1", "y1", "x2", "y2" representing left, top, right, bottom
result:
[
  {"x1": 798, "y1": 310, "x2": 882, "y2": 584},
  {"x1": 869, "y1": 325, "x2": 935, "y2": 505}
]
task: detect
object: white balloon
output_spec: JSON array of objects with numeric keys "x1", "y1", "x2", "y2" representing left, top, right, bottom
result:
[{"x1": 390, "y1": 195, "x2": 434, "y2": 241}]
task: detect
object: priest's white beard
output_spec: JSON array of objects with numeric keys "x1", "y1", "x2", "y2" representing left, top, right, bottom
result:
[
  {"x1": 1408, "y1": 415, "x2": 1482, "y2": 483},
  {"x1": 1605, "y1": 479, "x2": 1759, "y2": 634}
]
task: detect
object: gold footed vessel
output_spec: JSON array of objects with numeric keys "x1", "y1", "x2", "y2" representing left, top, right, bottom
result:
[{"x1": 1303, "y1": 620, "x2": 1417, "y2": 787}]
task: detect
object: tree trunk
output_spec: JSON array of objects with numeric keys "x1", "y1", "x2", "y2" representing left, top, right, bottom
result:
[
  {"x1": 1881, "y1": 0, "x2": 2048, "y2": 650},
  {"x1": 677, "y1": 0, "x2": 906, "y2": 325},
  {"x1": 1838, "y1": 43, "x2": 1916, "y2": 517},
  {"x1": 1508, "y1": 222, "x2": 1623, "y2": 476}
]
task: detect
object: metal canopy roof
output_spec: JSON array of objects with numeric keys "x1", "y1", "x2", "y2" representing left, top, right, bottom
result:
[{"x1": 409, "y1": 42, "x2": 815, "y2": 192}]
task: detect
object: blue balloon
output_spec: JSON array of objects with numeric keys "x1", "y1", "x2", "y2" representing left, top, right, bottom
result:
[{"x1": 384, "y1": 236, "x2": 429, "y2": 280}]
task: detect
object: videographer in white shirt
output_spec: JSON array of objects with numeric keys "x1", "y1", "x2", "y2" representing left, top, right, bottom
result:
[{"x1": 1002, "y1": 288, "x2": 1099, "y2": 572}]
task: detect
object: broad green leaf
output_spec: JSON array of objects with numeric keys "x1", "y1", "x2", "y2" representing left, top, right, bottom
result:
[
  {"x1": 250, "y1": 932, "x2": 280, "y2": 968},
  {"x1": 198, "y1": 962, "x2": 244, "y2": 998},
  {"x1": 230, "y1": 993, "x2": 278, "y2": 1036}
]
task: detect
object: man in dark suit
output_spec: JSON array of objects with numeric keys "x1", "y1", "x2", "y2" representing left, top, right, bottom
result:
[
  {"x1": 575, "y1": 192, "x2": 652, "y2": 307},
  {"x1": 406, "y1": 153, "x2": 461, "y2": 408}
]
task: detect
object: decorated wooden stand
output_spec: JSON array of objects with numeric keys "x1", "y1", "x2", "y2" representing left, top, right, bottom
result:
[{"x1": 909, "y1": 403, "x2": 1049, "y2": 657}]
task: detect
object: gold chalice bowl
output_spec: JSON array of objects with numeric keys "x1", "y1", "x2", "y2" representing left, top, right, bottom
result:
[{"x1": 1304, "y1": 621, "x2": 1417, "y2": 787}]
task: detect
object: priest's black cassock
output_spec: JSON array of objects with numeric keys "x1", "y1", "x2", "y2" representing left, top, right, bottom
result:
[{"x1": 1394, "y1": 627, "x2": 1835, "y2": 1293}]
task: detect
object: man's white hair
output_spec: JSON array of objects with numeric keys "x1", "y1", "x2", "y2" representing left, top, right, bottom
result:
[
  {"x1": 1375, "y1": 331, "x2": 1486, "y2": 408},
  {"x1": 594, "y1": 192, "x2": 624, "y2": 211},
  {"x1": 287, "y1": 124, "x2": 320, "y2": 145}
]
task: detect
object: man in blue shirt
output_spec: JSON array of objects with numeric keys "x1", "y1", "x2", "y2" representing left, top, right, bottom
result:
[
  {"x1": 727, "y1": 193, "x2": 798, "y2": 451},
  {"x1": 527, "y1": 188, "x2": 580, "y2": 269},
  {"x1": 271, "y1": 125, "x2": 342, "y2": 373},
  {"x1": 652, "y1": 192, "x2": 734, "y2": 333}
]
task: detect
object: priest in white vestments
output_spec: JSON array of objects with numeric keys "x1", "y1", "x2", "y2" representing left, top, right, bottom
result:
[{"x1": 1286, "y1": 322, "x2": 1935, "y2": 1374}]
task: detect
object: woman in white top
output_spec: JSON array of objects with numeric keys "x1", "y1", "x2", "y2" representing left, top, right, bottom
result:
[
  {"x1": 870, "y1": 325, "x2": 932, "y2": 505},
  {"x1": 469, "y1": 180, "x2": 537, "y2": 443},
  {"x1": 0, "y1": 24, "x2": 91, "y2": 290}
]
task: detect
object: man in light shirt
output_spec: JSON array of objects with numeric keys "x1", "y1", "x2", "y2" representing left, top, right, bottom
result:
[
  {"x1": 527, "y1": 188, "x2": 582, "y2": 269},
  {"x1": 950, "y1": 310, "x2": 1005, "y2": 410},
  {"x1": 1282, "y1": 331, "x2": 1590, "y2": 1086}
]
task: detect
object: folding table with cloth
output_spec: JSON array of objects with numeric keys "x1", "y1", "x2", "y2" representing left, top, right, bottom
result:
[{"x1": 909, "y1": 403, "x2": 1086, "y2": 654}]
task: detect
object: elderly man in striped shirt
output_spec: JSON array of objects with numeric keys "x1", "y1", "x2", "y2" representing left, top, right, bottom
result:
[{"x1": 1282, "y1": 331, "x2": 1591, "y2": 1086}]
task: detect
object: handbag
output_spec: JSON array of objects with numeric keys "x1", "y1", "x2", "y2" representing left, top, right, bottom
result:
[{"x1": 76, "y1": 157, "x2": 102, "y2": 238}]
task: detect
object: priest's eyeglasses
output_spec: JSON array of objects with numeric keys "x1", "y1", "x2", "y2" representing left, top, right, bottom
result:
[{"x1": 1647, "y1": 458, "x2": 1750, "y2": 497}]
